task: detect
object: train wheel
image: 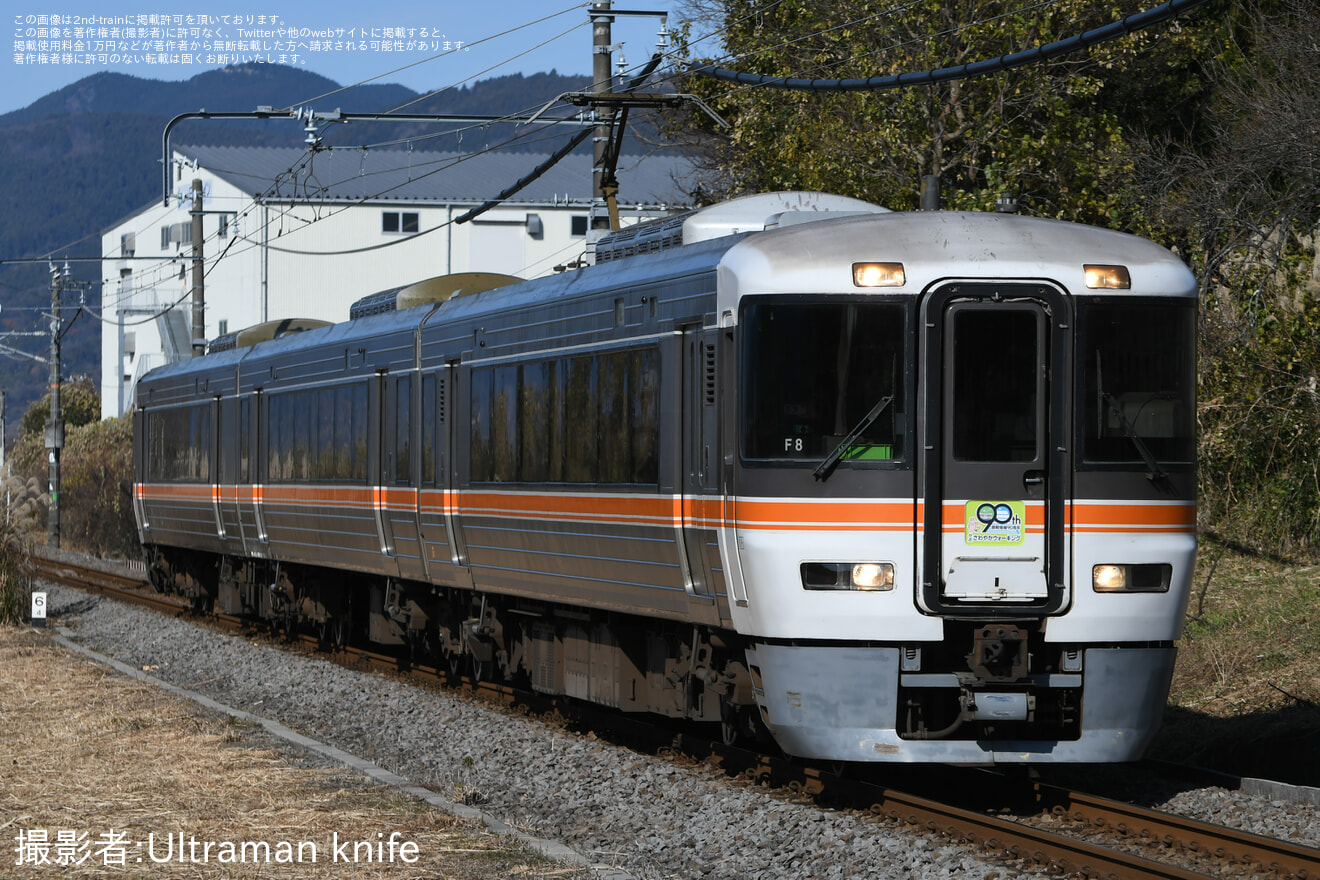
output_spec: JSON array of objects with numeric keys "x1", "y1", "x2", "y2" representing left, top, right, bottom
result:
[
  {"x1": 319, "y1": 612, "x2": 349, "y2": 650},
  {"x1": 440, "y1": 641, "x2": 462, "y2": 678},
  {"x1": 720, "y1": 703, "x2": 744, "y2": 747}
]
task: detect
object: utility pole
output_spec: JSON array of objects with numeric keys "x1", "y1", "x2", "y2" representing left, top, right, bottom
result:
[
  {"x1": 190, "y1": 177, "x2": 206, "y2": 356},
  {"x1": 45, "y1": 262, "x2": 65, "y2": 548},
  {"x1": 591, "y1": 0, "x2": 614, "y2": 235},
  {"x1": 1, "y1": 389, "x2": 7, "y2": 474}
]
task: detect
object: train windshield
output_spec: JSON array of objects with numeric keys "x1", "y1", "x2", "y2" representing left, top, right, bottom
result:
[
  {"x1": 741, "y1": 298, "x2": 908, "y2": 464},
  {"x1": 1079, "y1": 299, "x2": 1196, "y2": 465}
]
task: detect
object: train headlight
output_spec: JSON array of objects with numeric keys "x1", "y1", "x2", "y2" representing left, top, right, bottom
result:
[
  {"x1": 851, "y1": 563, "x2": 894, "y2": 590},
  {"x1": 853, "y1": 262, "x2": 905, "y2": 287},
  {"x1": 801, "y1": 562, "x2": 895, "y2": 591},
  {"x1": 1092, "y1": 563, "x2": 1172, "y2": 593},
  {"x1": 1083, "y1": 264, "x2": 1131, "y2": 289}
]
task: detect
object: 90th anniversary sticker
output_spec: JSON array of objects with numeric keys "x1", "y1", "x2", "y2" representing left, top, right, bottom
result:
[{"x1": 965, "y1": 500, "x2": 1027, "y2": 546}]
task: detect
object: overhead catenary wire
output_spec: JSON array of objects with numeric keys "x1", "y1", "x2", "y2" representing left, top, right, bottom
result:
[{"x1": 454, "y1": 128, "x2": 594, "y2": 224}]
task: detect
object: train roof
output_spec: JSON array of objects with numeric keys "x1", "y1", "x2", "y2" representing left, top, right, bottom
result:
[
  {"x1": 717, "y1": 210, "x2": 1198, "y2": 310},
  {"x1": 136, "y1": 197, "x2": 1197, "y2": 396},
  {"x1": 135, "y1": 232, "x2": 740, "y2": 394}
]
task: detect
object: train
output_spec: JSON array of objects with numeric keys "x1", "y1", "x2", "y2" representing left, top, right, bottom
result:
[{"x1": 133, "y1": 191, "x2": 1198, "y2": 763}]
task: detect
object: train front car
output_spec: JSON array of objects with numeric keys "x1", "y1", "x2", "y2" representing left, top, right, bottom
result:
[{"x1": 722, "y1": 210, "x2": 1197, "y2": 763}]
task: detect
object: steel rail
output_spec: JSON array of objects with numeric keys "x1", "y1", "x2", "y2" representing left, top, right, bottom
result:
[
  {"x1": 1041, "y1": 784, "x2": 1320, "y2": 879},
  {"x1": 862, "y1": 787, "x2": 1213, "y2": 880}
]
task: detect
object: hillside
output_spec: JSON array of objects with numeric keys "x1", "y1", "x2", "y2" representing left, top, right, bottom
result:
[{"x1": 0, "y1": 64, "x2": 603, "y2": 446}]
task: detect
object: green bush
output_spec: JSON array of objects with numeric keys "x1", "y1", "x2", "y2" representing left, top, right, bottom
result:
[
  {"x1": 10, "y1": 380, "x2": 139, "y2": 559},
  {"x1": 60, "y1": 417, "x2": 138, "y2": 559},
  {"x1": 0, "y1": 510, "x2": 33, "y2": 625}
]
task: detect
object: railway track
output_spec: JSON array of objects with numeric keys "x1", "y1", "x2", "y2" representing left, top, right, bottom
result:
[{"x1": 33, "y1": 545, "x2": 1320, "y2": 880}]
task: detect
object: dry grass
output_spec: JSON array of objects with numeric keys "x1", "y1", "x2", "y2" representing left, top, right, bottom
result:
[
  {"x1": 0, "y1": 627, "x2": 589, "y2": 879},
  {"x1": 1151, "y1": 537, "x2": 1320, "y2": 783}
]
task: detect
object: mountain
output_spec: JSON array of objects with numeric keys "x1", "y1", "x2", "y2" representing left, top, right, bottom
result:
[
  {"x1": 2, "y1": 66, "x2": 413, "y2": 124},
  {"x1": 0, "y1": 64, "x2": 623, "y2": 448}
]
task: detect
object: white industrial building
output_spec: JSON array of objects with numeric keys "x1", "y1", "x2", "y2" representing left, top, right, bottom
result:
[{"x1": 100, "y1": 143, "x2": 693, "y2": 419}]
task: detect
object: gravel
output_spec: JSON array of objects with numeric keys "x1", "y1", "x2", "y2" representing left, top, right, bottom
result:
[{"x1": 44, "y1": 584, "x2": 1320, "y2": 878}]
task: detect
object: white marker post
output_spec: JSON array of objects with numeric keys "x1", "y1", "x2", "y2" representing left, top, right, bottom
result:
[{"x1": 30, "y1": 591, "x2": 46, "y2": 628}]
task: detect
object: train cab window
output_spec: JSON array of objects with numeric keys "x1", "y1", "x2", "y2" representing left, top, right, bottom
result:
[
  {"x1": 740, "y1": 299, "x2": 908, "y2": 464},
  {"x1": 1080, "y1": 300, "x2": 1195, "y2": 465},
  {"x1": 949, "y1": 308, "x2": 1041, "y2": 463}
]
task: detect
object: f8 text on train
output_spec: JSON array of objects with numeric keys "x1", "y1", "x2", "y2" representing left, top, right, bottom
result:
[{"x1": 133, "y1": 191, "x2": 1197, "y2": 763}]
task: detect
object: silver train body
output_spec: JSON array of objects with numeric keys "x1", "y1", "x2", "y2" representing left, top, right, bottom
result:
[{"x1": 134, "y1": 192, "x2": 1198, "y2": 763}]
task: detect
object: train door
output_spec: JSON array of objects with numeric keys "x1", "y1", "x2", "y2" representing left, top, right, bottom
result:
[
  {"x1": 131, "y1": 408, "x2": 149, "y2": 544},
  {"x1": 416, "y1": 371, "x2": 453, "y2": 579},
  {"x1": 920, "y1": 283, "x2": 1069, "y2": 615},
  {"x1": 209, "y1": 395, "x2": 228, "y2": 543},
  {"x1": 370, "y1": 371, "x2": 401, "y2": 576},
  {"x1": 386, "y1": 373, "x2": 428, "y2": 582},
  {"x1": 216, "y1": 394, "x2": 243, "y2": 551},
  {"x1": 443, "y1": 360, "x2": 473, "y2": 581},
  {"x1": 247, "y1": 391, "x2": 269, "y2": 555},
  {"x1": 680, "y1": 326, "x2": 720, "y2": 615}
]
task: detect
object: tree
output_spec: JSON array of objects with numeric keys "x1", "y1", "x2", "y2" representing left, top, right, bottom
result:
[
  {"x1": 669, "y1": 0, "x2": 1224, "y2": 224},
  {"x1": 1136, "y1": 0, "x2": 1320, "y2": 557},
  {"x1": 18, "y1": 375, "x2": 102, "y2": 440}
]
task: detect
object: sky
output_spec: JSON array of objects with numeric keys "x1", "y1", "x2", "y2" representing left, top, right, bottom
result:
[{"x1": 4, "y1": 1, "x2": 688, "y2": 116}]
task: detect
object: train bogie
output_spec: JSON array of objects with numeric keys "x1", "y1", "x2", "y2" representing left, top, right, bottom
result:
[{"x1": 135, "y1": 192, "x2": 1197, "y2": 763}]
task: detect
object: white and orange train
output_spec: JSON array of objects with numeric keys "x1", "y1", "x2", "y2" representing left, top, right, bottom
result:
[{"x1": 134, "y1": 191, "x2": 1197, "y2": 763}]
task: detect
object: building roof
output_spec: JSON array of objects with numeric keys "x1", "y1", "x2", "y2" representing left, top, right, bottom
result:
[{"x1": 176, "y1": 143, "x2": 694, "y2": 207}]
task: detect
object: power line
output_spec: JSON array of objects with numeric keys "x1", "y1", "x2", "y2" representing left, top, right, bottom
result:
[
  {"x1": 687, "y1": 0, "x2": 1212, "y2": 91},
  {"x1": 288, "y1": 3, "x2": 590, "y2": 113}
]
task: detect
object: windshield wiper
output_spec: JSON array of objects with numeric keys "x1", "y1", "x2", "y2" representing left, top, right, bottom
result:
[
  {"x1": 1102, "y1": 392, "x2": 1167, "y2": 482},
  {"x1": 814, "y1": 395, "x2": 894, "y2": 482}
]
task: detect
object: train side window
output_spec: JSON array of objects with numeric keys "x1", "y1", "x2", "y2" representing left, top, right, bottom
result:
[
  {"x1": 292, "y1": 392, "x2": 311, "y2": 480},
  {"x1": 548, "y1": 361, "x2": 567, "y2": 482},
  {"x1": 240, "y1": 398, "x2": 250, "y2": 483},
  {"x1": 317, "y1": 388, "x2": 336, "y2": 479},
  {"x1": 145, "y1": 404, "x2": 211, "y2": 482},
  {"x1": 394, "y1": 376, "x2": 411, "y2": 484},
  {"x1": 600, "y1": 352, "x2": 630, "y2": 482},
  {"x1": 350, "y1": 384, "x2": 368, "y2": 481},
  {"x1": 491, "y1": 366, "x2": 518, "y2": 482},
  {"x1": 471, "y1": 369, "x2": 494, "y2": 482},
  {"x1": 564, "y1": 356, "x2": 599, "y2": 482},
  {"x1": 267, "y1": 395, "x2": 283, "y2": 481},
  {"x1": 189, "y1": 406, "x2": 210, "y2": 482},
  {"x1": 519, "y1": 362, "x2": 553, "y2": 482},
  {"x1": 469, "y1": 348, "x2": 659, "y2": 486},
  {"x1": 216, "y1": 402, "x2": 230, "y2": 484},
  {"x1": 631, "y1": 349, "x2": 660, "y2": 484},
  {"x1": 422, "y1": 375, "x2": 437, "y2": 485}
]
